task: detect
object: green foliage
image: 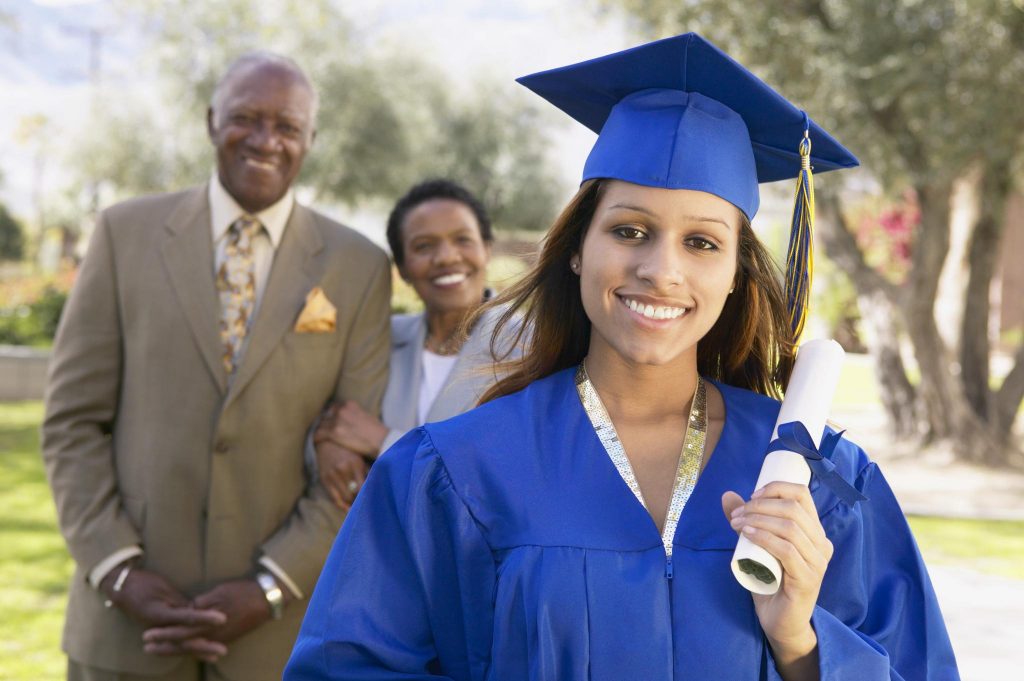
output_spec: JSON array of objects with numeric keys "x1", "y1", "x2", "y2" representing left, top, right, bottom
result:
[
  {"x1": 0, "y1": 202, "x2": 25, "y2": 260},
  {"x1": 0, "y1": 286, "x2": 68, "y2": 346},
  {"x1": 66, "y1": 103, "x2": 178, "y2": 199},
  {"x1": 813, "y1": 255, "x2": 866, "y2": 353},
  {"x1": 0, "y1": 402, "x2": 72, "y2": 680},
  {"x1": 432, "y1": 85, "x2": 566, "y2": 232},
  {"x1": 603, "y1": 0, "x2": 1024, "y2": 455},
  {"x1": 70, "y1": 0, "x2": 567, "y2": 230},
  {"x1": 600, "y1": 0, "x2": 1024, "y2": 188},
  {"x1": 908, "y1": 515, "x2": 1024, "y2": 580}
]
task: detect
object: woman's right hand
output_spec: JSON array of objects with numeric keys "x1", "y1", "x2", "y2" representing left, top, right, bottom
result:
[
  {"x1": 314, "y1": 401, "x2": 388, "y2": 508},
  {"x1": 314, "y1": 437, "x2": 369, "y2": 510}
]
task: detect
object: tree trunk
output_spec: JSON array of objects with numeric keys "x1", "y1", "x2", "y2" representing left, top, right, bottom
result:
[
  {"x1": 901, "y1": 181, "x2": 1019, "y2": 466},
  {"x1": 959, "y1": 160, "x2": 1011, "y2": 422},
  {"x1": 857, "y1": 288, "x2": 920, "y2": 438},
  {"x1": 821, "y1": 184, "x2": 1018, "y2": 466},
  {"x1": 902, "y1": 182, "x2": 958, "y2": 442},
  {"x1": 816, "y1": 194, "x2": 920, "y2": 438}
]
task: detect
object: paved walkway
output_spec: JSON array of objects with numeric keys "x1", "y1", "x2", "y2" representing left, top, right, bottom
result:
[
  {"x1": 832, "y1": 404, "x2": 1024, "y2": 520},
  {"x1": 831, "y1": 404, "x2": 1024, "y2": 680},
  {"x1": 928, "y1": 565, "x2": 1023, "y2": 680}
]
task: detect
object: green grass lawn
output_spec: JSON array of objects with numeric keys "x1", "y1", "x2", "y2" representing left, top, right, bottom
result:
[
  {"x1": 0, "y1": 401, "x2": 71, "y2": 681},
  {"x1": 0, "y1": 399, "x2": 1020, "y2": 680},
  {"x1": 908, "y1": 515, "x2": 1024, "y2": 580}
]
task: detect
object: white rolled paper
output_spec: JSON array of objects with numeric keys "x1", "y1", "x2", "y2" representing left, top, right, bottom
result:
[{"x1": 731, "y1": 338, "x2": 846, "y2": 595}]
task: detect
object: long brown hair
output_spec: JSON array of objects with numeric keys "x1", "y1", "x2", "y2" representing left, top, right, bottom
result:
[{"x1": 476, "y1": 179, "x2": 795, "y2": 403}]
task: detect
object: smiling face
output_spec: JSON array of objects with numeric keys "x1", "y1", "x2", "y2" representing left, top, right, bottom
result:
[
  {"x1": 398, "y1": 198, "x2": 492, "y2": 317},
  {"x1": 574, "y1": 180, "x2": 741, "y2": 369},
  {"x1": 207, "y1": 61, "x2": 316, "y2": 213}
]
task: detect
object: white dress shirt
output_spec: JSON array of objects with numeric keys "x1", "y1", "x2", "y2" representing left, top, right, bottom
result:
[
  {"x1": 208, "y1": 172, "x2": 294, "y2": 322},
  {"x1": 418, "y1": 349, "x2": 460, "y2": 424}
]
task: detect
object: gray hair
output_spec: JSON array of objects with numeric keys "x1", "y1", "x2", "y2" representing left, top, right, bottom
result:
[{"x1": 210, "y1": 51, "x2": 320, "y2": 126}]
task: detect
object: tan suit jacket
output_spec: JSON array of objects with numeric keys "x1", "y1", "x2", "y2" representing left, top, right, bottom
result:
[{"x1": 42, "y1": 186, "x2": 391, "y2": 679}]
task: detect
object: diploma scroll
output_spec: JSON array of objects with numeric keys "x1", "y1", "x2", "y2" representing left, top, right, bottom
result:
[{"x1": 730, "y1": 339, "x2": 845, "y2": 595}]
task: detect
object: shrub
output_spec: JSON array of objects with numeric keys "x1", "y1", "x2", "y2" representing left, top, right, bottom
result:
[
  {"x1": 0, "y1": 203, "x2": 24, "y2": 261},
  {"x1": 0, "y1": 286, "x2": 68, "y2": 346}
]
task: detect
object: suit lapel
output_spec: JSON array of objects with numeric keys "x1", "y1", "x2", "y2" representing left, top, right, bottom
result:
[
  {"x1": 160, "y1": 186, "x2": 227, "y2": 394},
  {"x1": 388, "y1": 315, "x2": 427, "y2": 430},
  {"x1": 224, "y1": 204, "x2": 324, "y2": 407}
]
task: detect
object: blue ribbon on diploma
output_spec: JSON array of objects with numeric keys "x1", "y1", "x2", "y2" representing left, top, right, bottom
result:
[{"x1": 765, "y1": 422, "x2": 868, "y2": 505}]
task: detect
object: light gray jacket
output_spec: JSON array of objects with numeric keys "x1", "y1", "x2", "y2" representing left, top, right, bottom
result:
[{"x1": 380, "y1": 305, "x2": 520, "y2": 452}]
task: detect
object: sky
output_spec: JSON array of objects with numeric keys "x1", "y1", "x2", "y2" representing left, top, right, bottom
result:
[{"x1": 0, "y1": 0, "x2": 636, "y2": 222}]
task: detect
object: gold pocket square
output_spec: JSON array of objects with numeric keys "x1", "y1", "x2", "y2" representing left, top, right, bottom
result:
[{"x1": 294, "y1": 287, "x2": 337, "y2": 333}]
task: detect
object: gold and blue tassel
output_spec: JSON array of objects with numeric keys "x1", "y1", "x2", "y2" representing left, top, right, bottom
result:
[{"x1": 785, "y1": 114, "x2": 815, "y2": 341}]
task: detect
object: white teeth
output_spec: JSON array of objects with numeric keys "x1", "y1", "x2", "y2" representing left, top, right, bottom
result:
[
  {"x1": 433, "y1": 273, "x2": 468, "y2": 286},
  {"x1": 245, "y1": 158, "x2": 275, "y2": 170},
  {"x1": 623, "y1": 297, "x2": 687, "y2": 321}
]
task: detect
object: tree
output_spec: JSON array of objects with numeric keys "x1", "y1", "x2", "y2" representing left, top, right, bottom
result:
[
  {"x1": 602, "y1": 0, "x2": 1024, "y2": 466},
  {"x1": 61, "y1": 0, "x2": 565, "y2": 231},
  {"x1": 0, "y1": 202, "x2": 24, "y2": 260},
  {"x1": 417, "y1": 82, "x2": 566, "y2": 232}
]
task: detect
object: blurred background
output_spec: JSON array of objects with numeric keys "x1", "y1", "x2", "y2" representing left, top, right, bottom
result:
[{"x1": 0, "y1": 1, "x2": 1021, "y2": 679}]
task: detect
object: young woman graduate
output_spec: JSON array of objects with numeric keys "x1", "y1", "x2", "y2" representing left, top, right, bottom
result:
[{"x1": 285, "y1": 34, "x2": 960, "y2": 681}]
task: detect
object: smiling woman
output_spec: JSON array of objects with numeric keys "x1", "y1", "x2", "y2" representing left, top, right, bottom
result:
[
  {"x1": 481, "y1": 178, "x2": 792, "y2": 402},
  {"x1": 579, "y1": 186, "x2": 741, "y2": 371},
  {"x1": 287, "y1": 34, "x2": 959, "y2": 681},
  {"x1": 310, "y1": 179, "x2": 521, "y2": 509}
]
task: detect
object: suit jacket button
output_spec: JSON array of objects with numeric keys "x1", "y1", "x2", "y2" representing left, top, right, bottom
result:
[{"x1": 214, "y1": 441, "x2": 229, "y2": 455}]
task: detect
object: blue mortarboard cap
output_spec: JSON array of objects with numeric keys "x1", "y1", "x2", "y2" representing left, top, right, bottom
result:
[{"x1": 516, "y1": 33, "x2": 859, "y2": 220}]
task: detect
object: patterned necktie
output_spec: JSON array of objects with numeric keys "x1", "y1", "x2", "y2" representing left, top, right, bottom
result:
[{"x1": 217, "y1": 215, "x2": 261, "y2": 375}]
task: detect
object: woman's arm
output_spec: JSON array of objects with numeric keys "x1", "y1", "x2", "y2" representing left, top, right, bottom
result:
[
  {"x1": 725, "y1": 460, "x2": 959, "y2": 681},
  {"x1": 312, "y1": 401, "x2": 389, "y2": 508},
  {"x1": 724, "y1": 482, "x2": 830, "y2": 681}
]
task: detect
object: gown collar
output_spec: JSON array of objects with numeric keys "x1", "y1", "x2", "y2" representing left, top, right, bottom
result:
[
  {"x1": 567, "y1": 366, "x2": 771, "y2": 551},
  {"x1": 575, "y1": 362, "x2": 708, "y2": 557}
]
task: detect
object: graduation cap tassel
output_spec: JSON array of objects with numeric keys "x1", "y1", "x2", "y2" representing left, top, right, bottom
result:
[{"x1": 785, "y1": 123, "x2": 815, "y2": 341}]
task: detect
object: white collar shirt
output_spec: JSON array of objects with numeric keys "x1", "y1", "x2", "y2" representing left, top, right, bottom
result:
[{"x1": 208, "y1": 171, "x2": 295, "y2": 317}]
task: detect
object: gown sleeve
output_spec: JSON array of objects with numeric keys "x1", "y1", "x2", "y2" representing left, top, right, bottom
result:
[
  {"x1": 765, "y1": 459, "x2": 960, "y2": 681},
  {"x1": 284, "y1": 428, "x2": 496, "y2": 681}
]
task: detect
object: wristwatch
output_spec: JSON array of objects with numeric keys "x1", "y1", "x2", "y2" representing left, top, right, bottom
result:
[{"x1": 255, "y1": 571, "x2": 284, "y2": 620}]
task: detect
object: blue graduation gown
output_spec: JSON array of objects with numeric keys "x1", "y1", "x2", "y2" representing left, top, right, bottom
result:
[{"x1": 285, "y1": 367, "x2": 959, "y2": 680}]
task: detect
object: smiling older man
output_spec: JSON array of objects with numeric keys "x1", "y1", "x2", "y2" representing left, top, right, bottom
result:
[{"x1": 42, "y1": 52, "x2": 391, "y2": 681}]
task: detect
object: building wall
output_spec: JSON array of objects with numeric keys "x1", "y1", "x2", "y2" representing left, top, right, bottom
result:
[{"x1": 0, "y1": 345, "x2": 49, "y2": 401}]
